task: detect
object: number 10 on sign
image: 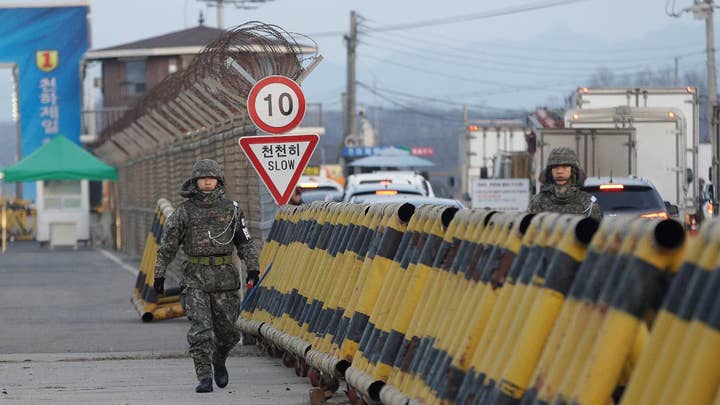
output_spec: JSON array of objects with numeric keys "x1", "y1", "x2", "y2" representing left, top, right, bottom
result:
[{"x1": 247, "y1": 75, "x2": 306, "y2": 135}]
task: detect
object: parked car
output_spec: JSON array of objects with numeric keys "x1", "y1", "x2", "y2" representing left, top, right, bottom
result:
[
  {"x1": 581, "y1": 176, "x2": 673, "y2": 219},
  {"x1": 297, "y1": 176, "x2": 343, "y2": 203},
  {"x1": 343, "y1": 182, "x2": 426, "y2": 203},
  {"x1": 349, "y1": 194, "x2": 466, "y2": 209},
  {"x1": 344, "y1": 171, "x2": 435, "y2": 198}
]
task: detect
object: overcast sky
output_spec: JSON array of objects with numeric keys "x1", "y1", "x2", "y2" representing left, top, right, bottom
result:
[{"x1": 0, "y1": 0, "x2": 715, "y2": 121}]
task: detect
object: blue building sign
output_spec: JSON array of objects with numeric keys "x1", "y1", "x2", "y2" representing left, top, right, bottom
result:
[
  {"x1": 0, "y1": 5, "x2": 89, "y2": 198},
  {"x1": 343, "y1": 146, "x2": 392, "y2": 158}
]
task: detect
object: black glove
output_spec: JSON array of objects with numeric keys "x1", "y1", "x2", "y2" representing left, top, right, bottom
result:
[
  {"x1": 153, "y1": 277, "x2": 165, "y2": 294},
  {"x1": 246, "y1": 271, "x2": 259, "y2": 288}
]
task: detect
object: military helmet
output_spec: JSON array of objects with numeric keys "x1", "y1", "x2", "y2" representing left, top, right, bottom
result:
[
  {"x1": 546, "y1": 147, "x2": 579, "y2": 168},
  {"x1": 190, "y1": 159, "x2": 225, "y2": 185}
]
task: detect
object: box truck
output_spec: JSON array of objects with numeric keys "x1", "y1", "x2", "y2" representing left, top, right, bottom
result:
[
  {"x1": 574, "y1": 87, "x2": 699, "y2": 209},
  {"x1": 459, "y1": 119, "x2": 529, "y2": 202},
  {"x1": 554, "y1": 106, "x2": 697, "y2": 220}
]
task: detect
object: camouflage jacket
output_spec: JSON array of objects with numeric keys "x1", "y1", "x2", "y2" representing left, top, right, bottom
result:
[
  {"x1": 528, "y1": 184, "x2": 603, "y2": 222},
  {"x1": 153, "y1": 179, "x2": 259, "y2": 292}
]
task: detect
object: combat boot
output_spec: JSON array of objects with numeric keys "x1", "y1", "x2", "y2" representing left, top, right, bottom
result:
[
  {"x1": 213, "y1": 361, "x2": 229, "y2": 388},
  {"x1": 196, "y1": 377, "x2": 213, "y2": 393}
]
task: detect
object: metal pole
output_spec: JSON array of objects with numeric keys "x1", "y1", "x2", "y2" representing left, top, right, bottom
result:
[
  {"x1": 1, "y1": 186, "x2": 6, "y2": 254},
  {"x1": 217, "y1": 0, "x2": 223, "y2": 28},
  {"x1": 463, "y1": 105, "x2": 469, "y2": 200},
  {"x1": 674, "y1": 56, "x2": 680, "y2": 86},
  {"x1": 12, "y1": 65, "x2": 21, "y2": 199},
  {"x1": 704, "y1": 0, "x2": 720, "y2": 216},
  {"x1": 345, "y1": 10, "x2": 358, "y2": 147}
]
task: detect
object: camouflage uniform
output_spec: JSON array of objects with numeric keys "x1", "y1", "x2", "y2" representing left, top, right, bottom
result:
[
  {"x1": 154, "y1": 159, "x2": 260, "y2": 382},
  {"x1": 528, "y1": 147, "x2": 602, "y2": 221}
]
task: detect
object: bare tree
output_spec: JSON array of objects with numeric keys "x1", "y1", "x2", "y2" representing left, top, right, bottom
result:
[{"x1": 589, "y1": 67, "x2": 616, "y2": 87}]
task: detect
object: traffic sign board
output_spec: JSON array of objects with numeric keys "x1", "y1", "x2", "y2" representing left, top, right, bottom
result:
[
  {"x1": 239, "y1": 134, "x2": 319, "y2": 205},
  {"x1": 247, "y1": 75, "x2": 306, "y2": 134}
]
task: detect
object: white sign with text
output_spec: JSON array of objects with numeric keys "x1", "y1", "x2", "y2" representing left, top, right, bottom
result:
[{"x1": 471, "y1": 178, "x2": 530, "y2": 211}]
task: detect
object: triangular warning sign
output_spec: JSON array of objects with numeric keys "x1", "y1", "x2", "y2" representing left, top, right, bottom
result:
[{"x1": 239, "y1": 134, "x2": 319, "y2": 205}]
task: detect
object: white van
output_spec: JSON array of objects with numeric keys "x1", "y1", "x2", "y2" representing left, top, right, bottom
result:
[{"x1": 344, "y1": 171, "x2": 435, "y2": 198}]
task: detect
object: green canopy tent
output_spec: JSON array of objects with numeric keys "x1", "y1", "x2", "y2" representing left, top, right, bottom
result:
[
  {"x1": 0, "y1": 135, "x2": 117, "y2": 252},
  {"x1": 1, "y1": 134, "x2": 117, "y2": 182}
]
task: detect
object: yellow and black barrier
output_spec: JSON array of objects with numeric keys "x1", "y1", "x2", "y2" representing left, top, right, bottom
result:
[
  {"x1": 238, "y1": 202, "x2": 720, "y2": 405},
  {"x1": 620, "y1": 220, "x2": 720, "y2": 405},
  {"x1": 346, "y1": 204, "x2": 459, "y2": 400},
  {"x1": 0, "y1": 198, "x2": 35, "y2": 241},
  {"x1": 130, "y1": 198, "x2": 184, "y2": 322},
  {"x1": 455, "y1": 213, "x2": 570, "y2": 404}
]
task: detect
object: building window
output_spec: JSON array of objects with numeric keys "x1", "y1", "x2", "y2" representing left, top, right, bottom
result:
[
  {"x1": 168, "y1": 58, "x2": 178, "y2": 74},
  {"x1": 44, "y1": 180, "x2": 82, "y2": 210},
  {"x1": 124, "y1": 60, "x2": 146, "y2": 96}
]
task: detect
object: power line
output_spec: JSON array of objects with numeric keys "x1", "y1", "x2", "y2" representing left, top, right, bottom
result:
[
  {"x1": 360, "y1": 54, "x2": 525, "y2": 85},
  {"x1": 356, "y1": 82, "x2": 468, "y2": 123},
  {"x1": 306, "y1": 0, "x2": 589, "y2": 37},
  {"x1": 304, "y1": 29, "x2": 346, "y2": 38},
  {"x1": 367, "y1": 23, "x2": 707, "y2": 55},
  {"x1": 357, "y1": 81, "x2": 531, "y2": 112},
  {"x1": 359, "y1": 51, "x2": 682, "y2": 90},
  {"x1": 362, "y1": 0, "x2": 591, "y2": 33},
  {"x1": 363, "y1": 31, "x2": 707, "y2": 65},
  {"x1": 359, "y1": 37, "x2": 691, "y2": 77}
]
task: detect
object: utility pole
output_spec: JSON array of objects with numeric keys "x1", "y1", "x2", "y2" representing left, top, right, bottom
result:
[
  {"x1": 703, "y1": 1, "x2": 720, "y2": 216},
  {"x1": 670, "y1": 0, "x2": 719, "y2": 216},
  {"x1": 196, "y1": 0, "x2": 275, "y2": 29},
  {"x1": 344, "y1": 10, "x2": 358, "y2": 147},
  {"x1": 462, "y1": 105, "x2": 469, "y2": 200}
]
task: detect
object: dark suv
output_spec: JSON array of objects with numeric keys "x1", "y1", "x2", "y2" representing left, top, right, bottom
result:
[{"x1": 582, "y1": 176, "x2": 673, "y2": 219}]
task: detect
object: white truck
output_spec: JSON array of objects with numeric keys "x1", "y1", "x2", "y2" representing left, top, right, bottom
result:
[
  {"x1": 459, "y1": 120, "x2": 530, "y2": 206},
  {"x1": 542, "y1": 104, "x2": 696, "y2": 222},
  {"x1": 568, "y1": 87, "x2": 700, "y2": 220}
]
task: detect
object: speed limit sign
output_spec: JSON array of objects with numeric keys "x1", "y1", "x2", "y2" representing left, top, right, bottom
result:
[{"x1": 247, "y1": 75, "x2": 306, "y2": 134}]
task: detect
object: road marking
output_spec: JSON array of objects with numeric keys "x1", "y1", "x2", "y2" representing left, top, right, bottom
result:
[{"x1": 98, "y1": 249, "x2": 139, "y2": 276}]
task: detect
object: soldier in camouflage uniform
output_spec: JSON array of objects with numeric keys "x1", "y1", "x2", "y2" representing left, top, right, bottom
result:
[
  {"x1": 528, "y1": 147, "x2": 602, "y2": 221},
  {"x1": 153, "y1": 159, "x2": 260, "y2": 393}
]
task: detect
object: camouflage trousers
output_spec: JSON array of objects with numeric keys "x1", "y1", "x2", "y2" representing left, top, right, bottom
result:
[{"x1": 182, "y1": 287, "x2": 242, "y2": 381}]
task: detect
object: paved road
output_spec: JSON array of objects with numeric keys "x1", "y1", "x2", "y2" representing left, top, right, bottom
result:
[
  {"x1": 0, "y1": 242, "x2": 187, "y2": 353},
  {"x1": 0, "y1": 350, "x2": 318, "y2": 404},
  {"x1": 0, "y1": 242, "x2": 348, "y2": 404}
]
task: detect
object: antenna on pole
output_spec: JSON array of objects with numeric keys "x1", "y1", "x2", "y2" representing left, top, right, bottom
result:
[{"x1": 196, "y1": 0, "x2": 276, "y2": 29}]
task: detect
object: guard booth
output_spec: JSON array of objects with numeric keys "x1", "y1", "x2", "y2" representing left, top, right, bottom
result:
[
  {"x1": 36, "y1": 179, "x2": 89, "y2": 248},
  {"x1": 0, "y1": 135, "x2": 116, "y2": 250}
]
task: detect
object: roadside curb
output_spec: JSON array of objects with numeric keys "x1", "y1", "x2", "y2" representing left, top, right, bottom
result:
[{"x1": 0, "y1": 346, "x2": 261, "y2": 364}]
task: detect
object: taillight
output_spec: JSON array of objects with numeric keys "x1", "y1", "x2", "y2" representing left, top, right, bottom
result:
[
  {"x1": 599, "y1": 184, "x2": 624, "y2": 191},
  {"x1": 641, "y1": 211, "x2": 669, "y2": 219}
]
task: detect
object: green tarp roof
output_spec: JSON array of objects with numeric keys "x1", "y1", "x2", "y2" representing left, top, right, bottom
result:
[{"x1": 1, "y1": 135, "x2": 117, "y2": 182}]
